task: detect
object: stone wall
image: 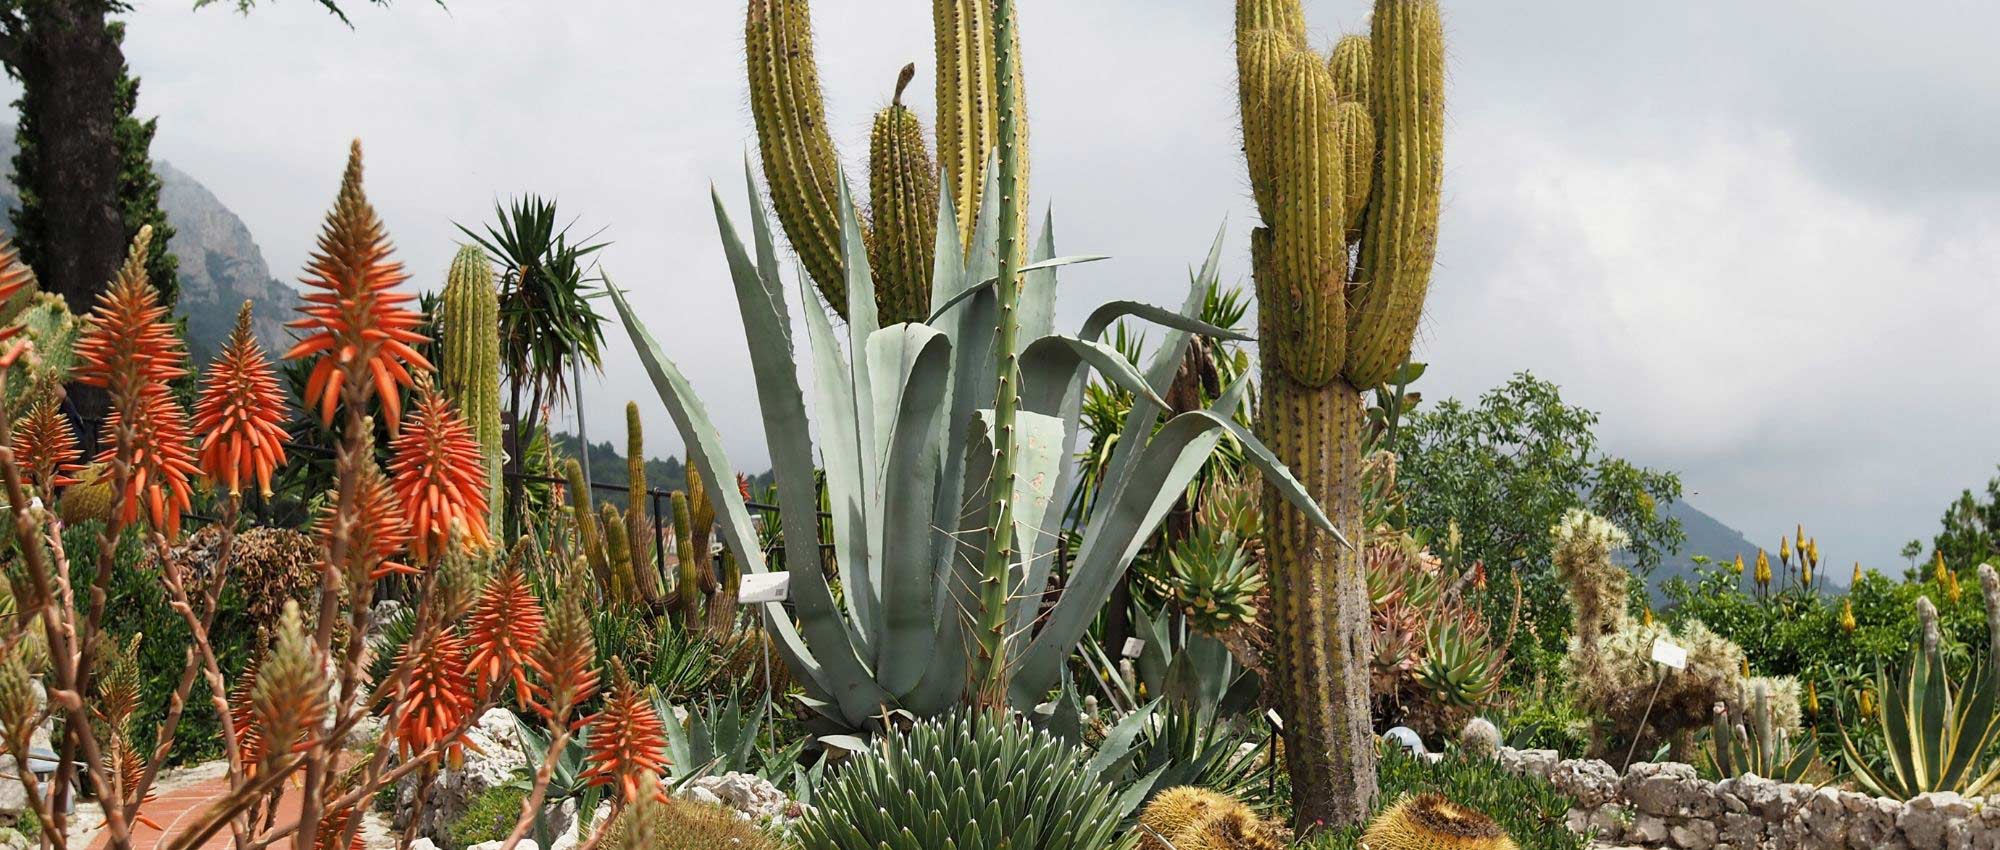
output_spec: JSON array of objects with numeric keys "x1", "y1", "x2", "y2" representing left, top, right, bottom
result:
[{"x1": 1495, "y1": 746, "x2": 1997, "y2": 850}]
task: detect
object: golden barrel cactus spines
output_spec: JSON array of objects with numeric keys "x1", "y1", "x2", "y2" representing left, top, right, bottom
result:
[
  {"x1": 868, "y1": 65, "x2": 941, "y2": 326},
  {"x1": 1265, "y1": 49, "x2": 1349, "y2": 388},
  {"x1": 1336, "y1": 101, "x2": 1376, "y2": 241},
  {"x1": 746, "y1": 0, "x2": 849, "y2": 314},
  {"x1": 1138, "y1": 786, "x2": 1238, "y2": 848},
  {"x1": 1234, "y1": 28, "x2": 1303, "y2": 222},
  {"x1": 1362, "y1": 793, "x2": 1518, "y2": 850},
  {"x1": 1177, "y1": 807, "x2": 1288, "y2": 850},
  {"x1": 1236, "y1": 0, "x2": 1306, "y2": 40},
  {"x1": 440, "y1": 244, "x2": 504, "y2": 529},
  {"x1": 1329, "y1": 34, "x2": 1372, "y2": 111},
  {"x1": 1346, "y1": 0, "x2": 1446, "y2": 388}
]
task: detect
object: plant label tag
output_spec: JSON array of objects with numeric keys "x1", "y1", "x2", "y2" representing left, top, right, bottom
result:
[
  {"x1": 738, "y1": 572, "x2": 791, "y2": 604},
  {"x1": 1120, "y1": 638, "x2": 1146, "y2": 659},
  {"x1": 1651, "y1": 639, "x2": 1688, "y2": 670}
]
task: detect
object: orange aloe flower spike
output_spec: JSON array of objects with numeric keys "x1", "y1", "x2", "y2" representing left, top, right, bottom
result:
[
  {"x1": 388, "y1": 381, "x2": 491, "y2": 563},
  {"x1": 193, "y1": 303, "x2": 291, "y2": 497},
  {"x1": 394, "y1": 622, "x2": 476, "y2": 759},
  {"x1": 283, "y1": 141, "x2": 432, "y2": 431},
  {"x1": 12, "y1": 400, "x2": 82, "y2": 490},
  {"x1": 579, "y1": 664, "x2": 670, "y2": 804},
  {"x1": 466, "y1": 563, "x2": 546, "y2": 703}
]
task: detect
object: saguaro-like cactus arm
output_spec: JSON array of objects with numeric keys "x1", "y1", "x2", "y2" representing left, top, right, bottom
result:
[
  {"x1": 869, "y1": 64, "x2": 942, "y2": 325},
  {"x1": 746, "y1": 0, "x2": 850, "y2": 312}
]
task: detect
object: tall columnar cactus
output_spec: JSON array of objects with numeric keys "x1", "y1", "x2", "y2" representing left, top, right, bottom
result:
[
  {"x1": 440, "y1": 244, "x2": 505, "y2": 529},
  {"x1": 745, "y1": 0, "x2": 1026, "y2": 321},
  {"x1": 670, "y1": 490, "x2": 700, "y2": 626},
  {"x1": 624, "y1": 403, "x2": 661, "y2": 604},
  {"x1": 1235, "y1": 0, "x2": 1446, "y2": 828},
  {"x1": 565, "y1": 458, "x2": 616, "y2": 599}
]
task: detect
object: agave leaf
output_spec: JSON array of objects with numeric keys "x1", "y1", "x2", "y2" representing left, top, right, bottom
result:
[
  {"x1": 799, "y1": 270, "x2": 874, "y2": 653},
  {"x1": 1086, "y1": 699, "x2": 1160, "y2": 778},
  {"x1": 868, "y1": 324, "x2": 954, "y2": 695},
  {"x1": 1017, "y1": 334, "x2": 1166, "y2": 416},
  {"x1": 925, "y1": 253, "x2": 1110, "y2": 326},
  {"x1": 1017, "y1": 210, "x2": 1060, "y2": 346}
]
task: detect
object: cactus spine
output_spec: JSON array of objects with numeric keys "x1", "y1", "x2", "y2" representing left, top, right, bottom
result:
[
  {"x1": 868, "y1": 65, "x2": 941, "y2": 325},
  {"x1": 746, "y1": 0, "x2": 1026, "y2": 320},
  {"x1": 624, "y1": 403, "x2": 661, "y2": 603},
  {"x1": 671, "y1": 491, "x2": 700, "y2": 626},
  {"x1": 1237, "y1": 0, "x2": 1447, "y2": 828},
  {"x1": 1361, "y1": 793, "x2": 1518, "y2": 850},
  {"x1": 440, "y1": 244, "x2": 504, "y2": 530}
]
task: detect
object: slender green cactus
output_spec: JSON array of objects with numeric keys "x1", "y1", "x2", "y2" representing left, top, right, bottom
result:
[
  {"x1": 671, "y1": 491, "x2": 701, "y2": 625},
  {"x1": 566, "y1": 458, "x2": 616, "y2": 598},
  {"x1": 869, "y1": 65, "x2": 941, "y2": 325},
  {"x1": 746, "y1": 0, "x2": 1026, "y2": 319},
  {"x1": 708, "y1": 548, "x2": 742, "y2": 637},
  {"x1": 441, "y1": 244, "x2": 504, "y2": 530},
  {"x1": 686, "y1": 463, "x2": 717, "y2": 599},
  {"x1": 625, "y1": 403, "x2": 661, "y2": 603},
  {"x1": 1237, "y1": 0, "x2": 1447, "y2": 828},
  {"x1": 600, "y1": 502, "x2": 636, "y2": 603}
]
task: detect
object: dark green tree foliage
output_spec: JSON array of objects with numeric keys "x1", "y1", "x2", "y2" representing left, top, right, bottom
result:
[
  {"x1": 1932, "y1": 468, "x2": 2000, "y2": 576},
  {"x1": 108, "y1": 21, "x2": 176, "y2": 305},
  {"x1": 1395, "y1": 372, "x2": 1684, "y2": 665}
]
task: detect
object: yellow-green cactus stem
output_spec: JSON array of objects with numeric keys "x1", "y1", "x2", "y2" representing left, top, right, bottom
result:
[
  {"x1": 1266, "y1": 49, "x2": 1348, "y2": 388},
  {"x1": 1236, "y1": 28, "x2": 1300, "y2": 223},
  {"x1": 746, "y1": 0, "x2": 849, "y2": 314},
  {"x1": 1329, "y1": 34, "x2": 1371, "y2": 112},
  {"x1": 1336, "y1": 101, "x2": 1376, "y2": 242},
  {"x1": 600, "y1": 502, "x2": 636, "y2": 603},
  {"x1": 686, "y1": 462, "x2": 717, "y2": 595},
  {"x1": 565, "y1": 458, "x2": 615, "y2": 598},
  {"x1": 868, "y1": 64, "x2": 940, "y2": 325},
  {"x1": 440, "y1": 244, "x2": 504, "y2": 529},
  {"x1": 934, "y1": 0, "x2": 1028, "y2": 254},
  {"x1": 1347, "y1": 0, "x2": 1445, "y2": 388},
  {"x1": 1236, "y1": 0, "x2": 1306, "y2": 39},
  {"x1": 624, "y1": 402, "x2": 660, "y2": 603},
  {"x1": 671, "y1": 491, "x2": 701, "y2": 626}
]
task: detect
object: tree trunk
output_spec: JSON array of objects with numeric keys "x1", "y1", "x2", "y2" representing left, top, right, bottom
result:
[
  {"x1": 9, "y1": 1, "x2": 126, "y2": 427},
  {"x1": 1262, "y1": 365, "x2": 1377, "y2": 830}
]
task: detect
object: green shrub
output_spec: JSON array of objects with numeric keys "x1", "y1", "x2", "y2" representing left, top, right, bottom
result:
[
  {"x1": 445, "y1": 779, "x2": 529, "y2": 850},
  {"x1": 1301, "y1": 746, "x2": 1588, "y2": 850}
]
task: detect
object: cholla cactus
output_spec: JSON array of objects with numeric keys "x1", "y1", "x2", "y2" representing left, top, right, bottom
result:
[
  {"x1": 1567, "y1": 618, "x2": 1745, "y2": 762},
  {"x1": 1553, "y1": 508, "x2": 1631, "y2": 687}
]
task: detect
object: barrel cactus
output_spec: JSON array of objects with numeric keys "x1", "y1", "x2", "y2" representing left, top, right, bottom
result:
[
  {"x1": 1139, "y1": 788, "x2": 1285, "y2": 850},
  {"x1": 745, "y1": 0, "x2": 1026, "y2": 322},
  {"x1": 440, "y1": 244, "x2": 504, "y2": 530},
  {"x1": 1361, "y1": 793, "x2": 1519, "y2": 850},
  {"x1": 1234, "y1": 0, "x2": 1447, "y2": 826},
  {"x1": 795, "y1": 711, "x2": 1128, "y2": 850}
]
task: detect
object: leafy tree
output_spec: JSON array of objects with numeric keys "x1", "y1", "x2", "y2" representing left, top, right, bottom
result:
[
  {"x1": 1932, "y1": 468, "x2": 2000, "y2": 576},
  {"x1": 1394, "y1": 372, "x2": 1685, "y2": 666}
]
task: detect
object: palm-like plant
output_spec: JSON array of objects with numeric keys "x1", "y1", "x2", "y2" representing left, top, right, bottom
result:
[{"x1": 457, "y1": 196, "x2": 608, "y2": 530}]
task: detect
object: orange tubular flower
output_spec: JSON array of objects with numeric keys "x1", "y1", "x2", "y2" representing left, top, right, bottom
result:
[
  {"x1": 193, "y1": 304, "x2": 290, "y2": 497},
  {"x1": 466, "y1": 564, "x2": 546, "y2": 703},
  {"x1": 283, "y1": 141, "x2": 432, "y2": 430},
  {"x1": 94, "y1": 388, "x2": 200, "y2": 537},
  {"x1": 581, "y1": 668, "x2": 670, "y2": 804},
  {"x1": 528, "y1": 595, "x2": 600, "y2": 728},
  {"x1": 324, "y1": 459, "x2": 414, "y2": 580},
  {"x1": 76, "y1": 227, "x2": 186, "y2": 396},
  {"x1": 394, "y1": 624, "x2": 477, "y2": 760},
  {"x1": 12, "y1": 400, "x2": 82, "y2": 491},
  {"x1": 388, "y1": 384, "x2": 491, "y2": 562}
]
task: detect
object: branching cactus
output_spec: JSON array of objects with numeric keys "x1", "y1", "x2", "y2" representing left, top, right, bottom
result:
[
  {"x1": 745, "y1": 0, "x2": 1025, "y2": 322},
  {"x1": 1234, "y1": 0, "x2": 1446, "y2": 826},
  {"x1": 440, "y1": 244, "x2": 504, "y2": 531}
]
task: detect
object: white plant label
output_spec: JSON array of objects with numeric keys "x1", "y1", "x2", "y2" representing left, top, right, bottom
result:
[
  {"x1": 738, "y1": 571, "x2": 792, "y2": 604},
  {"x1": 1120, "y1": 638, "x2": 1146, "y2": 659},
  {"x1": 1651, "y1": 638, "x2": 1688, "y2": 670}
]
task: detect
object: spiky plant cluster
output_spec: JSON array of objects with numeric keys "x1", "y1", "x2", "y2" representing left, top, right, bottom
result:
[
  {"x1": 1139, "y1": 787, "x2": 1286, "y2": 850},
  {"x1": 1140, "y1": 529, "x2": 1267, "y2": 636},
  {"x1": 1367, "y1": 539, "x2": 1512, "y2": 736},
  {"x1": 607, "y1": 793, "x2": 776, "y2": 850},
  {"x1": 581, "y1": 665, "x2": 671, "y2": 804},
  {"x1": 1552, "y1": 508, "x2": 1632, "y2": 687},
  {"x1": 192, "y1": 303, "x2": 291, "y2": 498},
  {"x1": 388, "y1": 380, "x2": 492, "y2": 562},
  {"x1": 440, "y1": 243, "x2": 505, "y2": 529},
  {"x1": 11, "y1": 399, "x2": 80, "y2": 496},
  {"x1": 1361, "y1": 793, "x2": 1519, "y2": 850},
  {"x1": 745, "y1": 0, "x2": 1023, "y2": 321},
  {"x1": 1566, "y1": 619, "x2": 1746, "y2": 762},
  {"x1": 466, "y1": 563, "x2": 546, "y2": 704},
  {"x1": 1235, "y1": 0, "x2": 1449, "y2": 823},
  {"x1": 284, "y1": 140, "x2": 432, "y2": 429}
]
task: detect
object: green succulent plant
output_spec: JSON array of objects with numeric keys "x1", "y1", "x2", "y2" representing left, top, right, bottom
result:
[
  {"x1": 1840, "y1": 594, "x2": 2000, "y2": 799},
  {"x1": 1143, "y1": 530, "x2": 1266, "y2": 636},
  {"x1": 1412, "y1": 618, "x2": 1504, "y2": 710},
  {"x1": 795, "y1": 711, "x2": 1131, "y2": 850},
  {"x1": 1708, "y1": 679, "x2": 1820, "y2": 783}
]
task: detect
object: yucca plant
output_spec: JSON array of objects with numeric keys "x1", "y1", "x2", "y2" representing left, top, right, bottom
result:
[
  {"x1": 1840, "y1": 595, "x2": 2000, "y2": 799},
  {"x1": 796, "y1": 710, "x2": 1133, "y2": 850}
]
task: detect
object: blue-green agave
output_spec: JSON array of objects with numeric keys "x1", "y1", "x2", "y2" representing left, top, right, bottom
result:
[{"x1": 607, "y1": 161, "x2": 1330, "y2": 730}]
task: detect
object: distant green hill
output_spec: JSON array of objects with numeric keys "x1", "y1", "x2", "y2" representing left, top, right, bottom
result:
[
  {"x1": 551, "y1": 431, "x2": 774, "y2": 511},
  {"x1": 1635, "y1": 498, "x2": 1847, "y2": 602}
]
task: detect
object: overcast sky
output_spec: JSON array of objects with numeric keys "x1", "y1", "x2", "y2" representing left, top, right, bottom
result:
[{"x1": 21, "y1": 0, "x2": 1996, "y2": 569}]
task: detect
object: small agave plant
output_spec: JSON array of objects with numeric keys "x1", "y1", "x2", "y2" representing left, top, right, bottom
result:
[{"x1": 609, "y1": 164, "x2": 1329, "y2": 730}]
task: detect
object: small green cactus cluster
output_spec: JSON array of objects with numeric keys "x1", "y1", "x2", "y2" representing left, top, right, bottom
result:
[
  {"x1": 1457, "y1": 717, "x2": 1501, "y2": 759},
  {"x1": 608, "y1": 793, "x2": 776, "y2": 850},
  {"x1": 745, "y1": 0, "x2": 1025, "y2": 323},
  {"x1": 440, "y1": 244, "x2": 506, "y2": 531},
  {"x1": 1707, "y1": 677, "x2": 1819, "y2": 782},
  {"x1": 1236, "y1": 0, "x2": 1449, "y2": 823},
  {"x1": 1137, "y1": 787, "x2": 1287, "y2": 850}
]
